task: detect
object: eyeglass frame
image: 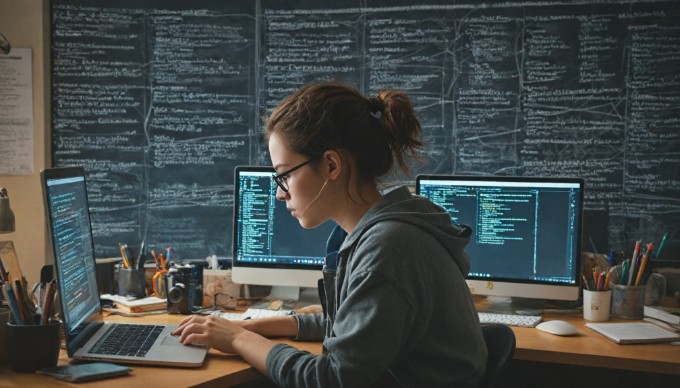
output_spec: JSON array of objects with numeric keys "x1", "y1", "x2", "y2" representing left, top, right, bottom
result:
[
  {"x1": 272, "y1": 155, "x2": 320, "y2": 193},
  {"x1": 213, "y1": 293, "x2": 254, "y2": 310}
]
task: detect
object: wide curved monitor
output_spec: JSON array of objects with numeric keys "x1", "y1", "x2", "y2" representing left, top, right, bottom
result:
[
  {"x1": 416, "y1": 175, "x2": 584, "y2": 312},
  {"x1": 232, "y1": 166, "x2": 335, "y2": 301}
]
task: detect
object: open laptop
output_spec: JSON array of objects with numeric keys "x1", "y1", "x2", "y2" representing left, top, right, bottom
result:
[{"x1": 41, "y1": 167, "x2": 207, "y2": 367}]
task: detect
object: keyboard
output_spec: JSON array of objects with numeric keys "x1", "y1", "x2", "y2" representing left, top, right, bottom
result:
[
  {"x1": 211, "y1": 308, "x2": 293, "y2": 320},
  {"x1": 89, "y1": 323, "x2": 164, "y2": 357},
  {"x1": 478, "y1": 312, "x2": 543, "y2": 327}
]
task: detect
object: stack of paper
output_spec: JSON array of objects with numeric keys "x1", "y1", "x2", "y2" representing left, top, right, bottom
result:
[{"x1": 643, "y1": 305, "x2": 680, "y2": 332}]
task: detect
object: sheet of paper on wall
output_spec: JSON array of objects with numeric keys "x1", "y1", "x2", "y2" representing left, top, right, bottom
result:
[{"x1": 0, "y1": 48, "x2": 34, "y2": 175}]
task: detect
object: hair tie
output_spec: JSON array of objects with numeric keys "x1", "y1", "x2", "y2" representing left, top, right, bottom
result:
[{"x1": 367, "y1": 96, "x2": 385, "y2": 120}]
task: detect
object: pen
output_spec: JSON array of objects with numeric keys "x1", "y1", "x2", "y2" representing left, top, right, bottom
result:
[
  {"x1": 136, "y1": 240, "x2": 146, "y2": 270},
  {"x1": 581, "y1": 274, "x2": 590, "y2": 290},
  {"x1": 628, "y1": 241, "x2": 640, "y2": 285}
]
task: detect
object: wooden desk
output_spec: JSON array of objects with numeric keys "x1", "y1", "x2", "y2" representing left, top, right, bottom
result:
[
  {"x1": 0, "y1": 313, "x2": 320, "y2": 387},
  {"x1": 512, "y1": 312, "x2": 680, "y2": 376},
  {"x1": 1, "y1": 311, "x2": 679, "y2": 386}
]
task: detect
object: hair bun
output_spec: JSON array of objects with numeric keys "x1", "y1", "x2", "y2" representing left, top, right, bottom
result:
[{"x1": 367, "y1": 96, "x2": 385, "y2": 114}]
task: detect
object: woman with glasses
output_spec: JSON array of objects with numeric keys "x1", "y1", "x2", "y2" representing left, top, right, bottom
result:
[{"x1": 174, "y1": 82, "x2": 486, "y2": 387}]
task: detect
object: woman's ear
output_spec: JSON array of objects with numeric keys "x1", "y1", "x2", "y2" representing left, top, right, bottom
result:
[{"x1": 323, "y1": 150, "x2": 342, "y2": 181}]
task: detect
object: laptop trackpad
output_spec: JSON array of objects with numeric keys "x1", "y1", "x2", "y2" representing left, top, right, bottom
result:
[{"x1": 161, "y1": 336, "x2": 184, "y2": 347}]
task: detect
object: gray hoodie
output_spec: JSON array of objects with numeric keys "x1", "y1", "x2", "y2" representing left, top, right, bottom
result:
[{"x1": 266, "y1": 186, "x2": 487, "y2": 387}]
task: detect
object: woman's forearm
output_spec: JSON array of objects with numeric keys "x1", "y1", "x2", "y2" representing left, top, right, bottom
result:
[{"x1": 238, "y1": 315, "x2": 298, "y2": 337}]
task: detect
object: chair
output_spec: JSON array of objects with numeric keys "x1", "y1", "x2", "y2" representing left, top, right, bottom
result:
[{"x1": 480, "y1": 324, "x2": 516, "y2": 388}]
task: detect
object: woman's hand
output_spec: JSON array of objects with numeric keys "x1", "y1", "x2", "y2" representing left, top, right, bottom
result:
[
  {"x1": 173, "y1": 314, "x2": 283, "y2": 374},
  {"x1": 173, "y1": 315, "x2": 246, "y2": 354}
]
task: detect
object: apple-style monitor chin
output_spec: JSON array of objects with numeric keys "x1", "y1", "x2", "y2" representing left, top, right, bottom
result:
[
  {"x1": 416, "y1": 175, "x2": 584, "y2": 314},
  {"x1": 232, "y1": 166, "x2": 336, "y2": 303}
]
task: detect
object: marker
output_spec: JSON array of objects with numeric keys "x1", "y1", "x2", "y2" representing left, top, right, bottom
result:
[
  {"x1": 656, "y1": 232, "x2": 668, "y2": 259},
  {"x1": 1, "y1": 282, "x2": 23, "y2": 325}
]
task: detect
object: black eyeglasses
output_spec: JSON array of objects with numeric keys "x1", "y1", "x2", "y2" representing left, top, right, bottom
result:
[{"x1": 272, "y1": 157, "x2": 317, "y2": 193}]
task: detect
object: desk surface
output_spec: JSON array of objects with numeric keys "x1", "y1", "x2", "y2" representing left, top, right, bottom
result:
[{"x1": 1, "y1": 311, "x2": 679, "y2": 387}]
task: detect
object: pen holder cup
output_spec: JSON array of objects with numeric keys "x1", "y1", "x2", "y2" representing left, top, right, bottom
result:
[
  {"x1": 0, "y1": 307, "x2": 10, "y2": 365},
  {"x1": 583, "y1": 290, "x2": 611, "y2": 322},
  {"x1": 6, "y1": 317, "x2": 61, "y2": 372},
  {"x1": 117, "y1": 267, "x2": 147, "y2": 298},
  {"x1": 611, "y1": 284, "x2": 645, "y2": 320}
]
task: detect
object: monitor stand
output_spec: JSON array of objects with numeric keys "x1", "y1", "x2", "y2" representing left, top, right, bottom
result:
[
  {"x1": 247, "y1": 286, "x2": 320, "y2": 310},
  {"x1": 478, "y1": 296, "x2": 545, "y2": 316}
]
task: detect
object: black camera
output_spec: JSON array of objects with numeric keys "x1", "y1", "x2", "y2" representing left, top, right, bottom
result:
[{"x1": 165, "y1": 265, "x2": 203, "y2": 314}]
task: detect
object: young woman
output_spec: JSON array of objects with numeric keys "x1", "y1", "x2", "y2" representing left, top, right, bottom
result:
[{"x1": 174, "y1": 82, "x2": 487, "y2": 387}]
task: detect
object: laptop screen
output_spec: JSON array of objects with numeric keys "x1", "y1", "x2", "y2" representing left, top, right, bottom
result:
[{"x1": 42, "y1": 167, "x2": 103, "y2": 351}]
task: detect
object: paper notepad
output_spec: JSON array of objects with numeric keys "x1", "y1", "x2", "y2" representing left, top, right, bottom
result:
[{"x1": 585, "y1": 322, "x2": 680, "y2": 344}]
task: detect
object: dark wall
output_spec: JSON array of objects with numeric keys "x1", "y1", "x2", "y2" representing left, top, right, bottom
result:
[{"x1": 51, "y1": 0, "x2": 680, "y2": 261}]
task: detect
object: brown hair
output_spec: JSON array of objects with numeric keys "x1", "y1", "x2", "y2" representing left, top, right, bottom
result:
[{"x1": 265, "y1": 82, "x2": 423, "y2": 183}]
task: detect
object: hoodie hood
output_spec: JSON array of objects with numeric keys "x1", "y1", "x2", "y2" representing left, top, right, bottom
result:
[{"x1": 341, "y1": 186, "x2": 472, "y2": 275}]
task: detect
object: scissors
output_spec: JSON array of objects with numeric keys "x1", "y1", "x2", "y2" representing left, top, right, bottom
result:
[
  {"x1": 151, "y1": 250, "x2": 168, "y2": 297},
  {"x1": 152, "y1": 269, "x2": 168, "y2": 298}
]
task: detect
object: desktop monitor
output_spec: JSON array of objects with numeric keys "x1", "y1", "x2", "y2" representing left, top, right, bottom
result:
[
  {"x1": 232, "y1": 166, "x2": 336, "y2": 302},
  {"x1": 416, "y1": 175, "x2": 584, "y2": 313}
]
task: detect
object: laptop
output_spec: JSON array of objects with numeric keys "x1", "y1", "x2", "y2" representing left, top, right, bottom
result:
[{"x1": 41, "y1": 167, "x2": 208, "y2": 367}]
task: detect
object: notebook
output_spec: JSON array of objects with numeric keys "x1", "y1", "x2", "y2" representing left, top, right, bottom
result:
[
  {"x1": 585, "y1": 322, "x2": 680, "y2": 344},
  {"x1": 41, "y1": 167, "x2": 207, "y2": 367}
]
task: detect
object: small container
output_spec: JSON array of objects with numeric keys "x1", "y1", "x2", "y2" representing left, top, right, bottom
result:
[
  {"x1": 611, "y1": 284, "x2": 645, "y2": 320},
  {"x1": 6, "y1": 317, "x2": 61, "y2": 372},
  {"x1": 0, "y1": 307, "x2": 10, "y2": 365},
  {"x1": 583, "y1": 290, "x2": 611, "y2": 322},
  {"x1": 117, "y1": 267, "x2": 147, "y2": 298}
]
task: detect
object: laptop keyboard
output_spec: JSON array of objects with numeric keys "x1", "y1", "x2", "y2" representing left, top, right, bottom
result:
[{"x1": 89, "y1": 323, "x2": 164, "y2": 358}]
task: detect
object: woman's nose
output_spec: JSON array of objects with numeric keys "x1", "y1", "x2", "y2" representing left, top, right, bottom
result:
[{"x1": 275, "y1": 186, "x2": 288, "y2": 201}]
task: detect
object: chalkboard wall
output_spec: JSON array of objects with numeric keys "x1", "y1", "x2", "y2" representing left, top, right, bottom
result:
[{"x1": 51, "y1": 0, "x2": 680, "y2": 262}]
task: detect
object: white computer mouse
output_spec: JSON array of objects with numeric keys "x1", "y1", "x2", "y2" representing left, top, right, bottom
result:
[{"x1": 536, "y1": 320, "x2": 579, "y2": 336}]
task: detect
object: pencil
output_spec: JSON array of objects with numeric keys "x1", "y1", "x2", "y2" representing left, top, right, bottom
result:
[
  {"x1": 628, "y1": 241, "x2": 640, "y2": 285},
  {"x1": 635, "y1": 243, "x2": 653, "y2": 287}
]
